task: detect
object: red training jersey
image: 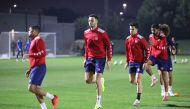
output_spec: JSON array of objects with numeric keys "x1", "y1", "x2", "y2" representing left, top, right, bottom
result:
[
  {"x1": 125, "y1": 33, "x2": 148, "y2": 63},
  {"x1": 29, "y1": 36, "x2": 46, "y2": 69},
  {"x1": 84, "y1": 27, "x2": 112, "y2": 61},
  {"x1": 148, "y1": 33, "x2": 168, "y2": 60}
]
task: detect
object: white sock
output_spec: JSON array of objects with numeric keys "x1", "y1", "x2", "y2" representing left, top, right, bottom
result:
[
  {"x1": 161, "y1": 85, "x2": 165, "y2": 91},
  {"x1": 40, "y1": 102, "x2": 47, "y2": 109},
  {"x1": 97, "y1": 96, "x2": 102, "y2": 106},
  {"x1": 45, "y1": 92, "x2": 54, "y2": 100},
  {"x1": 169, "y1": 86, "x2": 172, "y2": 91},
  {"x1": 151, "y1": 75, "x2": 156, "y2": 79},
  {"x1": 164, "y1": 92, "x2": 168, "y2": 96},
  {"x1": 169, "y1": 86, "x2": 172, "y2": 89}
]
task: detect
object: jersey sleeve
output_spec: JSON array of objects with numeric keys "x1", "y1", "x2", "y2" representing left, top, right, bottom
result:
[
  {"x1": 29, "y1": 39, "x2": 46, "y2": 58},
  {"x1": 103, "y1": 32, "x2": 112, "y2": 61},
  {"x1": 84, "y1": 32, "x2": 88, "y2": 59},
  {"x1": 141, "y1": 38, "x2": 149, "y2": 62},
  {"x1": 125, "y1": 38, "x2": 129, "y2": 64}
]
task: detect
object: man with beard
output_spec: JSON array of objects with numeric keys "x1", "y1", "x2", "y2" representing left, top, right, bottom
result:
[{"x1": 23, "y1": 26, "x2": 58, "y2": 109}]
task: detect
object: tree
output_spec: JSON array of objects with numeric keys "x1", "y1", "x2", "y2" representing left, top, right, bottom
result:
[
  {"x1": 74, "y1": 17, "x2": 88, "y2": 40},
  {"x1": 174, "y1": 0, "x2": 190, "y2": 37},
  {"x1": 136, "y1": 0, "x2": 190, "y2": 39},
  {"x1": 74, "y1": 14, "x2": 128, "y2": 40}
]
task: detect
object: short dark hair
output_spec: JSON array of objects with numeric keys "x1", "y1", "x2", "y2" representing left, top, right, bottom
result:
[
  {"x1": 129, "y1": 22, "x2": 138, "y2": 29},
  {"x1": 151, "y1": 24, "x2": 159, "y2": 29},
  {"x1": 88, "y1": 14, "x2": 99, "y2": 20},
  {"x1": 31, "y1": 26, "x2": 41, "y2": 32}
]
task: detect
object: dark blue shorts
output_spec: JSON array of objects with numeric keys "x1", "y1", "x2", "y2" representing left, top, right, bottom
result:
[
  {"x1": 167, "y1": 58, "x2": 173, "y2": 72},
  {"x1": 84, "y1": 58, "x2": 106, "y2": 73},
  {"x1": 128, "y1": 62, "x2": 144, "y2": 74},
  {"x1": 148, "y1": 55, "x2": 159, "y2": 65},
  {"x1": 29, "y1": 64, "x2": 46, "y2": 86},
  {"x1": 157, "y1": 59, "x2": 168, "y2": 71}
]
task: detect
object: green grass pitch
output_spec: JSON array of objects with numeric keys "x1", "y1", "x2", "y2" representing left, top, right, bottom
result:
[{"x1": 0, "y1": 55, "x2": 190, "y2": 109}]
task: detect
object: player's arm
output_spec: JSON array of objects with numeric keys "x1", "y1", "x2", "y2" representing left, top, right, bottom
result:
[
  {"x1": 83, "y1": 33, "x2": 88, "y2": 64},
  {"x1": 103, "y1": 32, "x2": 112, "y2": 70},
  {"x1": 141, "y1": 38, "x2": 149, "y2": 62},
  {"x1": 29, "y1": 39, "x2": 46, "y2": 58},
  {"x1": 103, "y1": 32, "x2": 112, "y2": 61},
  {"x1": 124, "y1": 38, "x2": 129, "y2": 69},
  {"x1": 25, "y1": 69, "x2": 31, "y2": 78},
  {"x1": 168, "y1": 37, "x2": 176, "y2": 54}
]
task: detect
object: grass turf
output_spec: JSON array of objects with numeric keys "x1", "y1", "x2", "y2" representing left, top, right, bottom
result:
[{"x1": 0, "y1": 55, "x2": 190, "y2": 109}]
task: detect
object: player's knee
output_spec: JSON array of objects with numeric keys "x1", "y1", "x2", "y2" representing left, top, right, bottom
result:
[
  {"x1": 28, "y1": 85, "x2": 36, "y2": 93},
  {"x1": 129, "y1": 80, "x2": 135, "y2": 84},
  {"x1": 28, "y1": 86, "x2": 34, "y2": 92},
  {"x1": 85, "y1": 79, "x2": 91, "y2": 84}
]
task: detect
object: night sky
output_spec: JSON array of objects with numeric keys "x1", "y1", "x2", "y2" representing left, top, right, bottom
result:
[{"x1": 0, "y1": 0, "x2": 143, "y2": 21}]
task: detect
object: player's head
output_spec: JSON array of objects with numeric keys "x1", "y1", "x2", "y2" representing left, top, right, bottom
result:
[
  {"x1": 151, "y1": 24, "x2": 160, "y2": 36},
  {"x1": 88, "y1": 14, "x2": 98, "y2": 29},
  {"x1": 29, "y1": 26, "x2": 40, "y2": 38},
  {"x1": 160, "y1": 24, "x2": 170, "y2": 37},
  {"x1": 129, "y1": 22, "x2": 138, "y2": 35}
]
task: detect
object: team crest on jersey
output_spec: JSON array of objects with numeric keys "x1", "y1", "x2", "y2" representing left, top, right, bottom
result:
[
  {"x1": 95, "y1": 36, "x2": 98, "y2": 40},
  {"x1": 135, "y1": 40, "x2": 139, "y2": 43}
]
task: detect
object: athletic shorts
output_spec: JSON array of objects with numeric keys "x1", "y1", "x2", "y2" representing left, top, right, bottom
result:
[
  {"x1": 84, "y1": 58, "x2": 106, "y2": 74},
  {"x1": 148, "y1": 55, "x2": 159, "y2": 65},
  {"x1": 29, "y1": 64, "x2": 46, "y2": 86},
  {"x1": 167, "y1": 58, "x2": 173, "y2": 72},
  {"x1": 128, "y1": 62, "x2": 144, "y2": 74},
  {"x1": 157, "y1": 59, "x2": 168, "y2": 71}
]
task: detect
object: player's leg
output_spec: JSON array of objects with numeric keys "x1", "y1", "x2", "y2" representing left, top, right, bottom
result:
[
  {"x1": 167, "y1": 58, "x2": 174, "y2": 96},
  {"x1": 28, "y1": 64, "x2": 58, "y2": 109},
  {"x1": 94, "y1": 58, "x2": 106, "y2": 109},
  {"x1": 158, "y1": 70, "x2": 165, "y2": 96},
  {"x1": 133, "y1": 62, "x2": 144, "y2": 106},
  {"x1": 158, "y1": 60, "x2": 169, "y2": 100},
  {"x1": 168, "y1": 71, "x2": 174, "y2": 96},
  {"x1": 94, "y1": 73, "x2": 103, "y2": 109},
  {"x1": 145, "y1": 56, "x2": 158, "y2": 87},
  {"x1": 16, "y1": 50, "x2": 20, "y2": 61},
  {"x1": 129, "y1": 73, "x2": 136, "y2": 84},
  {"x1": 21, "y1": 50, "x2": 25, "y2": 61},
  {"x1": 162, "y1": 70, "x2": 169, "y2": 101},
  {"x1": 133, "y1": 73, "x2": 142, "y2": 106},
  {"x1": 85, "y1": 72, "x2": 95, "y2": 84},
  {"x1": 29, "y1": 85, "x2": 58, "y2": 109},
  {"x1": 35, "y1": 94, "x2": 47, "y2": 109},
  {"x1": 84, "y1": 58, "x2": 96, "y2": 84},
  {"x1": 128, "y1": 62, "x2": 138, "y2": 84}
]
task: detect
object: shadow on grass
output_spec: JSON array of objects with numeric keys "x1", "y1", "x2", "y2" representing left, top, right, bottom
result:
[{"x1": 166, "y1": 104, "x2": 190, "y2": 108}]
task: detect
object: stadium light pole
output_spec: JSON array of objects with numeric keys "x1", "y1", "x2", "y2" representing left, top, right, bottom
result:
[
  {"x1": 123, "y1": 3, "x2": 127, "y2": 10},
  {"x1": 9, "y1": 4, "x2": 17, "y2": 14},
  {"x1": 119, "y1": 12, "x2": 124, "y2": 16},
  {"x1": 119, "y1": 12, "x2": 124, "y2": 21}
]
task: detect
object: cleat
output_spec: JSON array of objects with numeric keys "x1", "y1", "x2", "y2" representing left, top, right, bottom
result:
[
  {"x1": 151, "y1": 77, "x2": 158, "y2": 87},
  {"x1": 133, "y1": 99, "x2": 140, "y2": 106},
  {"x1": 94, "y1": 104, "x2": 101, "y2": 109},
  {"x1": 16, "y1": 59, "x2": 19, "y2": 62},
  {"x1": 52, "y1": 95, "x2": 59, "y2": 109},
  {"x1": 168, "y1": 90, "x2": 174, "y2": 96},
  {"x1": 162, "y1": 96, "x2": 168, "y2": 101},
  {"x1": 101, "y1": 77, "x2": 105, "y2": 92}
]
